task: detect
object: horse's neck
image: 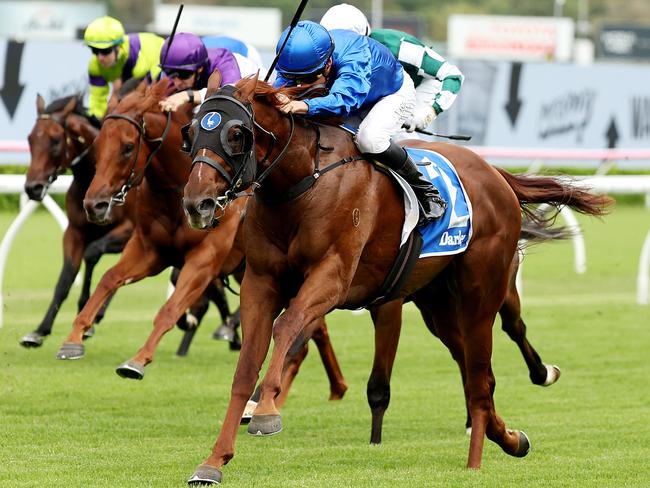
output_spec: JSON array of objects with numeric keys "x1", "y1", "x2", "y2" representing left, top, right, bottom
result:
[
  {"x1": 68, "y1": 119, "x2": 97, "y2": 186},
  {"x1": 254, "y1": 116, "x2": 317, "y2": 200},
  {"x1": 143, "y1": 113, "x2": 190, "y2": 196}
]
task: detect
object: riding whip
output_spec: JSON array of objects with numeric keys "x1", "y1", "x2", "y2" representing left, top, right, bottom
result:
[
  {"x1": 264, "y1": 0, "x2": 310, "y2": 82},
  {"x1": 160, "y1": 3, "x2": 185, "y2": 69},
  {"x1": 415, "y1": 128, "x2": 472, "y2": 141}
]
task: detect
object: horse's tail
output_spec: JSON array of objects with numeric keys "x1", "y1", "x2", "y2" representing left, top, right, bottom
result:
[
  {"x1": 520, "y1": 214, "x2": 572, "y2": 245},
  {"x1": 494, "y1": 167, "x2": 613, "y2": 226}
]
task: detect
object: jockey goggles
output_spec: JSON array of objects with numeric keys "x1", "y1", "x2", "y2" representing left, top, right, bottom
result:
[
  {"x1": 163, "y1": 68, "x2": 195, "y2": 80},
  {"x1": 91, "y1": 46, "x2": 114, "y2": 56}
]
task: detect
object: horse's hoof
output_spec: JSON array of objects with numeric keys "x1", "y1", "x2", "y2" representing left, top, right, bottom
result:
[
  {"x1": 212, "y1": 324, "x2": 235, "y2": 342},
  {"x1": 240, "y1": 400, "x2": 257, "y2": 425},
  {"x1": 247, "y1": 413, "x2": 282, "y2": 436},
  {"x1": 466, "y1": 426, "x2": 472, "y2": 436},
  {"x1": 513, "y1": 430, "x2": 531, "y2": 457},
  {"x1": 20, "y1": 332, "x2": 45, "y2": 348},
  {"x1": 115, "y1": 361, "x2": 145, "y2": 380},
  {"x1": 542, "y1": 365, "x2": 561, "y2": 386},
  {"x1": 56, "y1": 342, "x2": 85, "y2": 360},
  {"x1": 187, "y1": 464, "x2": 222, "y2": 485},
  {"x1": 82, "y1": 326, "x2": 95, "y2": 340}
]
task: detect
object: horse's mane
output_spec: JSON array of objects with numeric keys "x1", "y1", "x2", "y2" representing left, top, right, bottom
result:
[
  {"x1": 234, "y1": 76, "x2": 343, "y2": 126},
  {"x1": 116, "y1": 78, "x2": 175, "y2": 115},
  {"x1": 45, "y1": 95, "x2": 86, "y2": 117}
]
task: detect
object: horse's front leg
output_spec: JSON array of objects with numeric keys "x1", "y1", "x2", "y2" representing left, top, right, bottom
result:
[
  {"x1": 189, "y1": 270, "x2": 282, "y2": 485},
  {"x1": 116, "y1": 247, "x2": 222, "y2": 379},
  {"x1": 366, "y1": 299, "x2": 404, "y2": 444},
  {"x1": 249, "y1": 259, "x2": 354, "y2": 436},
  {"x1": 20, "y1": 226, "x2": 85, "y2": 347},
  {"x1": 56, "y1": 234, "x2": 164, "y2": 360}
]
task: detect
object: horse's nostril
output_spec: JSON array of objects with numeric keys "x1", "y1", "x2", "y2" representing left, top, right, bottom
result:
[
  {"x1": 25, "y1": 183, "x2": 45, "y2": 200},
  {"x1": 198, "y1": 198, "x2": 216, "y2": 213},
  {"x1": 93, "y1": 201, "x2": 109, "y2": 213}
]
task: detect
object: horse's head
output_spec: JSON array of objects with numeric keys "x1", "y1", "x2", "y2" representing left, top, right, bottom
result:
[
  {"x1": 26, "y1": 94, "x2": 93, "y2": 201},
  {"x1": 84, "y1": 79, "x2": 175, "y2": 224},
  {"x1": 183, "y1": 73, "x2": 297, "y2": 229}
]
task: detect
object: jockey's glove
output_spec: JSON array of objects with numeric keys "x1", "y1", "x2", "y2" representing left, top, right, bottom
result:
[{"x1": 413, "y1": 105, "x2": 437, "y2": 131}]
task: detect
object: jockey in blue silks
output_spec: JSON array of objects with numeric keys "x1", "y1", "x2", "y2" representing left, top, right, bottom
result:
[{"x1": 273, "y1": 20, "x2": 445, "y2": 224}]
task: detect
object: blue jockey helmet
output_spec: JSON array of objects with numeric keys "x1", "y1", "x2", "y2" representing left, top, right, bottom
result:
[{"x1": 275, "y1": 21, "x2": 334, "y2": 78}]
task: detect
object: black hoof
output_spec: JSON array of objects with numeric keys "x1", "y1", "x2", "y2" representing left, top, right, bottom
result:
[
  {"x1": 20, "y1": 332, "x2": 45, "y2": 348},
  {"x1": 82, "y1": 326, "x2": 95, "y2": 340},
  {"x1": 188, "y1": 464, "x2": 222, "y2": 485},
  {"x1": 247, "y1": 413, "x2": 282, "y2": 436},
  {"x1": 56, "y1": 342, "x2": 85, "y2": 360},
  {"x1": 513, "y1": 430, "x2": 531, "y2": 457},
  {"x1": 115, "y1": 361, "x2": 145, "y2": 380}
]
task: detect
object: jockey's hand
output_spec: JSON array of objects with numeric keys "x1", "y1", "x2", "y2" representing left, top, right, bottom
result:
[
  {"x1": 276, "y1": 94, "x2": 308, "y2": 115},
  {"x1": 159, "y1": 91, "x2": 193, "y2": 112},
  {"x1": 412, "y1": 106, "x2": 437, "y2": 131}
]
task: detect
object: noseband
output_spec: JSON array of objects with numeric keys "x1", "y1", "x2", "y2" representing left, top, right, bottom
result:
[{"x1": 103, "y1": 111, "x2": 172, "y2": 205}]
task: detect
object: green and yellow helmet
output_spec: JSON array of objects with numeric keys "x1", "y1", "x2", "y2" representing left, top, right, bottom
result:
[{"x1": 84, "y1": 16, "x2": 125, "y2": 49}]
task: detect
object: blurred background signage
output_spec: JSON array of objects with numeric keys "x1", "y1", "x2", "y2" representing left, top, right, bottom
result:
[
  {"x1": 153, "y1": 4, "x2": 281, "y2": 50},
  {"x1": 448, "y1": 15, "x2": 575, "y2": 62},
  {"x1": 599, "y1": 24, "x2": 650, "y2": 60},
  {"x1": 0, "y1": 1, "x2": 105, "y2": 40}
]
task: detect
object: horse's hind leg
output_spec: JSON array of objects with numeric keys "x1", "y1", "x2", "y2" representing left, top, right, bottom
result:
[
  {"x1": 457, "y1": 253, "x2": 530, "y2": 468},
  {"x1": 176, "y1": 293, "x2": 210, "y2": 357},
  {"x1": 499, "y1": 254, "x2": 561, "y2": 386},
  {"x1": 366, "y1": 299, "x2": 403, "y2": 444}
]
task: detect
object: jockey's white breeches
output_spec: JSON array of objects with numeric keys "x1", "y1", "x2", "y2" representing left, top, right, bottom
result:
[{"x1": 354, "y1": 71, "x2": 416, "y2": 154}]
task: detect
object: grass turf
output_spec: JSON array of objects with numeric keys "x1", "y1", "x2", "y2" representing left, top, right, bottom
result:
[{"x1": 0, "y1": 203, "x2": 649, "y2": 487}]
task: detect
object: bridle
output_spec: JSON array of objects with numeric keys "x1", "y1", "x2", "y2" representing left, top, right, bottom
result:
[
  {"x1": 103, "y1": 110, "x2": 172, "y2": 205},
  {"x1": 36, "y1": 112, "x2": 93, "y2": 186},
  {"x1": 189, "y1": 88, "x2": 365, "y2": 215}
]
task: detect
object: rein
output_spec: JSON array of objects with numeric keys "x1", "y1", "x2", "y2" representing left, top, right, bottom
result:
[
  {"x1": 104, "y1": 111, "x2": 172, "y2": 205},
  {"x1": 253, "y1": 120, "x2": 365, "y2": 205}
]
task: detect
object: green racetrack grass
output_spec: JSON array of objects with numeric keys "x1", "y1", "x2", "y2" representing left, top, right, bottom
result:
[{"x1": 1, "y1": 203, "x2": 649, "y2": 487}]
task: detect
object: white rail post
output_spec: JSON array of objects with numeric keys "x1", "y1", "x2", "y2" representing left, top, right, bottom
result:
[{"x1": 637, "y1": 229, "x2": 650, "y2": 305}]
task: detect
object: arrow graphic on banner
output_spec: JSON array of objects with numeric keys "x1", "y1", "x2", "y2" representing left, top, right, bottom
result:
[
  {"x1": 504, "y1": 62, "x2": 523, "y2": 128},
  {"x1": 1, "y1": 40, "x2": 25, "y2": 119},
  {"x1": 606, "y1": 117, "x2": 619, "y2": 148}
]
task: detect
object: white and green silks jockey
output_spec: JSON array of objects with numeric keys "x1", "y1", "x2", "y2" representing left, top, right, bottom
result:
[
  {"x1": 84, "y1": 16, "x2": 164, "y2": 119},
  {"x1": 320, "y1": 4, "x2": 464, "y2": 131}
]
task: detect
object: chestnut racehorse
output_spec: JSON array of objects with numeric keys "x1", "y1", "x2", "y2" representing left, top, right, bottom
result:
[
  {"x1": 181, "y1": 76, "x2": 610, "y2": 484},
  {"x1": 20, "y1": 93, "x2": 233, "y2": 357},
  {"x1": 54, "y1": 80, "x2": 347, "y2": 405}
]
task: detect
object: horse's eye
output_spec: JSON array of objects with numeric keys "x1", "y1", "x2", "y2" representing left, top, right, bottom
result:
[
  {"x1": 50, "y1": 137, "x2": 61, "y2": 146},
  {"x1": 123, "y1": 142, "x2": 134, "y2": 155}
]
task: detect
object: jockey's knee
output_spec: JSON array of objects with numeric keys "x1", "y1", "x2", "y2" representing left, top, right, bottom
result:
[{"x1": 355, "y1": 130, "x2": 390, "y2": 155}]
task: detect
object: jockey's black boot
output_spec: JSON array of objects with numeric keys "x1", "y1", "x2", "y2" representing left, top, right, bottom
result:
[{"x1": 373, "y1": 141, "x2": 446, "y2": 225}]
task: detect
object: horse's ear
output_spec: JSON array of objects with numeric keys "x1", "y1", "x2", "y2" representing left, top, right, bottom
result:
[
  {"x1": 206, "y1": 68, "x2": 222, "y2": 97},
  {"x1": 136, "y1": 79, "x2": 148, "y2": 95},
  {"x1": 61, "y1": 96, "x2": 78, "y2": 118},
  {"x1": 36, "y1": 93, "x2": 45, "y2": 114},
  {"x1": 106, "y1": 93, "x2": 119, "y2": 115},
  {"x1": 237, "y1": 73, "x2": 259, "y2": 103}
]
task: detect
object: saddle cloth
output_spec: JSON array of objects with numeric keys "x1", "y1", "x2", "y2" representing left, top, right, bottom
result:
[{"x1": 393, "y1": 148, "x2": 473, "y2": 257}]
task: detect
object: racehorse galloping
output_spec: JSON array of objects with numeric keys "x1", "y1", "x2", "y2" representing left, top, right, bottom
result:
[
  {"x1": 20, "y1": 93, "x2": 221, "y2": 357},
  {"x1": 55, "y1": 80, "x2": 347, "y2": 404},
  {"x1": 20, "y1": 94, "x2": 135, "y2": 348},
  {"x1": 181, "y1": 76, "x2": 610, "y2": 484}
]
